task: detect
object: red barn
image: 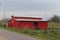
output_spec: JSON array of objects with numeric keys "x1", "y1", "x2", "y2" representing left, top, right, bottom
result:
[{"x1": 8, "y1": 16, "x2": 48, "y2": 30}]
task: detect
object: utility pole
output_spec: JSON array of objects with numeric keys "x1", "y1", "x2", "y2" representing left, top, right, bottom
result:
[
  {"x1": 0, "y1": 3, "x2": 1, "y2": 5},
  {"x1": 3, "y1": 7, "x2": 6, "y2": 27}
]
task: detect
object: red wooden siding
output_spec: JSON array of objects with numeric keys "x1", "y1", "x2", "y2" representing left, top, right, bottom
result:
[
  {"x1": 8, "y1": 20, "x2": 14, "y2": 28},
  {"x1": 16, "y1": 21, "x2": 34, "y2": 29},
  {"x1": 8, "y1": 21, "x2": 34, "y2": 29},
  {"x1": 38, "y1": 21, "x2": 48, "y2": 29}
]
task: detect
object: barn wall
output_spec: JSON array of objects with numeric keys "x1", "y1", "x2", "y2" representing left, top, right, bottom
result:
[
  {"x1": 38, "y1": 21, "x2": 48, "y2": 29},
  {"x1": 8, "y1": 20, "x2": 14, "y2": 28},
  {"x1": 8, "y1": 19, "x2": 17, "y2": 28},
  {"x1": 14, "y1": 21, "x2": 34, "y2": 29},
  {"x1": 8, "y1": 19, "x2": 48, "y2": 30}
]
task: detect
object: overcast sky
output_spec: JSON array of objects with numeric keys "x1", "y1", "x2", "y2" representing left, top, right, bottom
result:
[{"x1": 0, "y1": 0, "x2": 60, "y2": 20}]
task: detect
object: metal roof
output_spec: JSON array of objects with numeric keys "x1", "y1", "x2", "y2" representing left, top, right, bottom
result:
[{"x1": 15, "y1": 19, "x2": 42, "y2": 21}]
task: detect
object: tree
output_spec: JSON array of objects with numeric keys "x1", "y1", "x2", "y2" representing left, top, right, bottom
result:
[{"x1": 49, "y1": 15, "x2": 60, "y2": 23}]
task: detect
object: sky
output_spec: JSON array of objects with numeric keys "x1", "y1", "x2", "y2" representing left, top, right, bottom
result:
[{"x1": 0, "y1": 0, "x2": 60, "y2": 20}]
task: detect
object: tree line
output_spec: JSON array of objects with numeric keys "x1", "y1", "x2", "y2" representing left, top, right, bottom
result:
[{"x1": 48, "y1": 15, "x2": 60, "y2": 23}]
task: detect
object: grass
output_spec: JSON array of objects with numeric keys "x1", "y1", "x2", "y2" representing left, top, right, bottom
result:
[
  {"x1": 48, "y1": 22, "x2": 60, "y2": 28},
  {"x1": 1, "y1": 27, "x2": 60, "y2": 40},
  {"x1": 0, "y1": 22, "x2": 60, "y2": 40}
]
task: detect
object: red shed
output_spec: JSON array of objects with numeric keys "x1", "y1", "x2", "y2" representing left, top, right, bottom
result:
[{"x1": 8, "y1": 16, "x2": 48, "y2": 30}]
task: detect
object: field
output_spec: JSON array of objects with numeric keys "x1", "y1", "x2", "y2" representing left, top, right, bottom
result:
[
  {"x1": 0, "y1": 22, "x2": 60, "y2": 40},
  {"x1": 48, "y1": 22, "x2": 60, "y2": 28},
  {"x1": 48, "y1": 22, "x2": 60, "y2": 32}
]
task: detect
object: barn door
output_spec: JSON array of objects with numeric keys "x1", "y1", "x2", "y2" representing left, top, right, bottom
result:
[{"x1": 34, "y1": 22, "x2": 38, "y2": 29}]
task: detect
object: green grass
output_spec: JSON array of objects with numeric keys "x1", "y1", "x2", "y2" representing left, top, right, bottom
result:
[
  {"x1": 1, "y1": 26, "x2": 60, "y2": 40},
  {"x1": 48, "y1": 22, "x2": 60, "y2": 28}
]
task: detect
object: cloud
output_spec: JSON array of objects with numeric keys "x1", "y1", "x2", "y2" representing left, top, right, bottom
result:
[
  {"x1": 0, "y1": 0, "x2": 60, "y2": 20},
  {"x1": 0, "y1": 0, "x2": 59, "y2": 11}
]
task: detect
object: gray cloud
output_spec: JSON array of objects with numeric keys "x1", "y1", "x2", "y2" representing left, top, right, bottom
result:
[{"x1": 0, "y1": 0, "x2": 59, "y2": 11}]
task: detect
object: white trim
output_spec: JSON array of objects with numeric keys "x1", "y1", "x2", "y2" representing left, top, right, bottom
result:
[{"x1": 15, "y1": 19, "x2": 42, "y2": 21}]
